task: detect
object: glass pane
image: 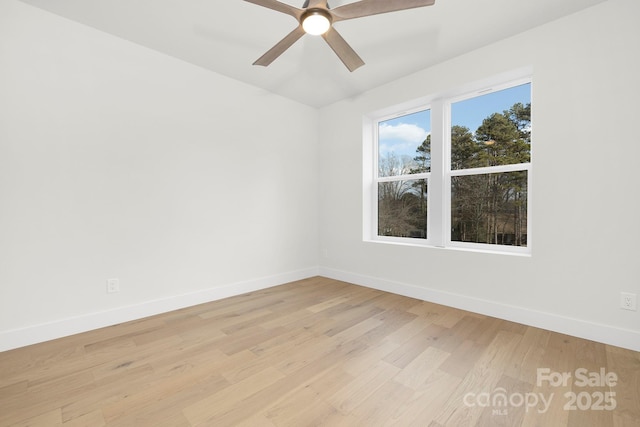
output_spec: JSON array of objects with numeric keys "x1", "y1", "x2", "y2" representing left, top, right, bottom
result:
[
  {"x1": 378, "y1": 109, "x2": 431, "y2": 177},
  {"x1": 451, "y1": 83, "x2": 531, "y2": 170},
  {"x1": 378, "y1": 179, "x2": 427, "y2": 239},
  {"x1": 451, "y1": 171, "x2": 527, "y2": 246}
]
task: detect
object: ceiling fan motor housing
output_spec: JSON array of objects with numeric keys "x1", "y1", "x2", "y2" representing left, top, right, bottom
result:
[{"x1": 301, "y1": 8, "x2": 332, "y2": 35}]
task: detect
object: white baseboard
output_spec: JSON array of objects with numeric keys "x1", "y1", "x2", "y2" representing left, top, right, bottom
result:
[
  {"x1": 319, "y1": 267, "x2": 640, "y2": 352},
  {"x1": 3, "y1": 266, "x2": 638, "y2": 353},
  {"x1": 0, "y1": 268, "x2": 319, "y2": 352}
]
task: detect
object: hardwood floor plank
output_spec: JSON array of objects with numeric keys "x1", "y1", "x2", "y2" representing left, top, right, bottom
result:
[
  {"x1": 340, "y1": 339, "x2": 400, "y2": 377},
  {"x1": 354, "y1": 308, "x2": 417, "y2": 347},
  {"x1": 263, "y1": 381, "x2": 331, "y2": 425},
  {"x1": 520, "y1": 333, "x2": 576, "y2": 427},
  {"x1": 327, "y1": 315, "x2": 385, "y2": 344},
  {"x1": 503, "y1": 326, "x2": 551, "y2": 384},
  {"x1": 383, "y1": 323, "x2": 444, "y2": 369},
  {"x1": 104, "y1": 373, "x2": 229, "y2": 426},
  {"x1": 328, "y1": 360, "x2": 400, "y2": 414},
  {"x1": 0, "y1": 380, "x2": 28, "y2": 398},
  {"x1": 0, "y1": 370, "x2": 95, "y2": 426},
  {"x1": 432, "y1": 330, "x2": 523, "y2": 426},
  {"x1": 193, "y1": 339, "x2": 368, "y2": 426},
  {"x1": 606, "y1": 346, "x2": 640, "y2": 423},
  {"x1": 439, "y1": 339, "x2": 487, "y2": 379},
  {"x1": 323, "y1": 305, "x2": 385, "y2": 337},
  {"x1": 273, "y1": 333, "x2": 338, "y2": 375},
  {"x1": 613, "y1": 413, "x2": 640, "y2": 427},
  {"x1": 383, "y1": 315, "x2": 437, "y2": 345},
  {"x1": 387, "y1": 369, "x2": 462, "y2": 426},
  {"x1": 262, "y1": 361, "x2": 353, "y2": 425},
  {"x1": 307, "y1": 295, "x2": 352, "y2": 313},
  {"x1": 62, "y1": 409, "x2": 106, "y2": 427},
  {"x1": 182, "y1": 367, "x2": 286, "y2": 425},
  {"x1": 276, "y1": 400, "x2": 345, "y2": 427},
  {"x1": 60, "y1": 364, "x2": 156, "y2": 423},
  {"x1": 224, "y1": 333, "x2": 318, "y2": 383},
  {"x1": 394, "y1": 346, "x2": 451, "y2": 389},
  {"x1": 0, "y1": 342, "x2": 87, "y2": 389},
  {"x1": 348, "y1": 379, "x2": 415, "y2": 425},
  {"x1": 11, "y1": 407, "x2": 62, "y2": 427}
]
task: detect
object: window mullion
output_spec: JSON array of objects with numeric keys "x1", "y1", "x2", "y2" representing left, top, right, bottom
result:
[
  {"x1": 450, "y1": 163, "x2": 530, "y2": 177},
  {"x1": 377, "y1": 173, "x2": 429, "y2": 183},
  {"x1": 429, "y1": 98, "x2": 445, "y2": 247}
]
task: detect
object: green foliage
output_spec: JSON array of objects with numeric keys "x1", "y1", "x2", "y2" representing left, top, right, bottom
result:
[
  {"x1": 451, "y1": 126, "x2": 476, "y2": 170},
  {"x1": 411, "y1": 134, "x2": 431, "y2": 174},
  {"x1": 450, "y1": 103, "x2": 531, "y2": 246},
  {"x1": 378, "y1": 180, "x2": 427, "y2": 238},
  {"x1": 452, "y1": 104, "x2": 531, "y2": 169},
  {"x1": 376, "y1": 148, "x2": 428, "y2": 238}
]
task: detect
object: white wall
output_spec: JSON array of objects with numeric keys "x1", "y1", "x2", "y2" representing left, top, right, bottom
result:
[
  {"x1": 0, "y1": 1, "x2": 319, "y2": 350},
  {"x1": 318, "y1": 0, "x2": 640, "y2": 351}
]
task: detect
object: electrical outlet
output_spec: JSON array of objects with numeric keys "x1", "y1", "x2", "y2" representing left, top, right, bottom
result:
[
  {"x1": 107, "y1": 278, "x2": 120, "y2": 294},
  {"x1": 620, "y1": 292, "x2": 637, "y2": 311}
]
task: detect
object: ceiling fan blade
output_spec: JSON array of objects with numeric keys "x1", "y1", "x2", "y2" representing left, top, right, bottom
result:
[
  {"x1": 243, "y1": 0, "x2": 302, "y2": 19},
  {"x1": 322, "y1": 27, "x2": 365, "y2": 72},
  {"x1": 331, "y1": 0, "x2": 435, "y2": 21},
  {"x1": 304, "y1": 0, "x2": 329, "y2": 7},
  {"x1": 253, "y1": 26, "x2": 306, "y2": 67}
]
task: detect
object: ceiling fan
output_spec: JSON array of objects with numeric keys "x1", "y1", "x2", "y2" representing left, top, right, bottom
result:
[{"x1": 244, "y1": 0, "x2": 436, "y2": 72}]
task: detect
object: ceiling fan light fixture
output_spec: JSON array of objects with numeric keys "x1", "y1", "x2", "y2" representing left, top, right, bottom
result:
[{"x1": 301, "y1": 10, "x2": 331, "y2": 35}]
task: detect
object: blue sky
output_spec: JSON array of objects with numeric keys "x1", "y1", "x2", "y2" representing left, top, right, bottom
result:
[
  {"x1": 378, "y1": 109, "x2": 430, "y2": 159},
  {"x1": 379, "y1": 83, "x2": 531, "y2": 160},
  {"x1": 451, "y1": 83, "x2": 531, "y2": 134}
]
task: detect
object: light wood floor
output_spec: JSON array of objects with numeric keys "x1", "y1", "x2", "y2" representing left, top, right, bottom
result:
[{"x1": 1, "y1": 277, "x2": 638, "y2": 426}]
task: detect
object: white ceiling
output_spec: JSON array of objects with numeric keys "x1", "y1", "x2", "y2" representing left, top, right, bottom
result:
[{"x1": 20, "y1": 0, "x2": 607, "y2": 108}]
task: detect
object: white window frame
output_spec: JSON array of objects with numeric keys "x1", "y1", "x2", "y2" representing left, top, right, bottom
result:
[
  {"x1": 363, "y1": 68, "x2": 532, "y2": 256},
  {"x1": 373, "y1": 104, "x2": 433, "y2": 246}
]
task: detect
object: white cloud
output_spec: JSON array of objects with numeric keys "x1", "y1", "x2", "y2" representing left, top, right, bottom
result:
[
  {"x1": 379, "y1": 123, "x2": 428, "y2": 144},
  {"x1": 379, "y1": 142, "x2": 418, "y2": 157}
]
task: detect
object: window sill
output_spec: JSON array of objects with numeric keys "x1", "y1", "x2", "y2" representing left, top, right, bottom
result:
[{"x1": 364, "y1": 237, "x2": 531, "y2": 257}]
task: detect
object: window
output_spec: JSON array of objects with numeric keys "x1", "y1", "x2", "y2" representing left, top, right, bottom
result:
[
  {"x1": 377, "y1": 109, "x2": 430, "y2": 240},
  {"x1": 364, "y1": 72, "x2": 532, "y2": 255}
]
